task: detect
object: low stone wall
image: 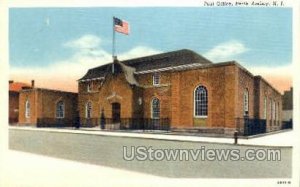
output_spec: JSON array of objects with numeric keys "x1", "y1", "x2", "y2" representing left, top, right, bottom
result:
[{"x1": 171, "y1": 127, "x2": 225, "y2": 134}]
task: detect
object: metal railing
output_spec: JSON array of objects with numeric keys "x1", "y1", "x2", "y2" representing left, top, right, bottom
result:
[
  {"x1": 281, "y1": 119, "x2": 293, "y2": 130},
  {"x1": 236, "y1": 117, "x2": 266, "y2": 136},
  {"x1": 37, "y1": 118, "x2": 76, "y2": 127},
  {"x1": 78, "y1": 118, "x2": 99, "y2": 128},
  {"x1": 122, "y1": 118, "x2": 170, "y2": 131},
  {"x1": 36, "y1": 117, "x2": 170, "y2": 131}
]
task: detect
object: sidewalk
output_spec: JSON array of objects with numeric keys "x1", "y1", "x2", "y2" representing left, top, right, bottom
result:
[
  {"x1": 2, "y1": 150, "x2": 162, "y2": 187},
  {"x1": 9, "y1": 126, "x2": 294, "y2": 147},
  {"x1": 2, "y1": 150, "x2": 286, "y2": 187}
]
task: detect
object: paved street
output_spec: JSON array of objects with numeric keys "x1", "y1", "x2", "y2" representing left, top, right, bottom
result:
[{"x1": 9, "y1": 127, "x2": 292, "y2": 178}]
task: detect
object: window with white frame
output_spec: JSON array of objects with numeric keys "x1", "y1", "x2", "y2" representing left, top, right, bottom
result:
[
  {"x1": 269, "y1": 99, "x2": 272, "y2": 120},
  {"x1": 263, "y1": 97, "x2": 267, "y2": 119},
  {"x1": 243, "y1": 89, "x2": 249, "y2": 116},
  {"x1": 272, "y1": 100, "x2": 276, "y2": 121},
  {"x1": 56, "y1": 101, "x2": 65, "y2": 118},
  {"x1": 25, "y1": 100, "x2": 30, "y2": 118},
  {"x1": 153, "y1": 72, "x2": 160, "y2": 86},
  {"x1": 151, "y1": 98, "x2": 160, "y2": 119},
  {"x1": 194, "y1": 85, "x2": 208, "y2": 117},
  {"x1": 87, "y1": 82, "x2": 92, "y2": 92},
  {"x1": 86, "y1": 101, "x2": 92, "y2": 119}
]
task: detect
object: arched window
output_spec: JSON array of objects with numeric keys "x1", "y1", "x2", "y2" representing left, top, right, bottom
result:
[
  {"x1": 151, "y1": 98, "x2": 160, "y2": 119},
  {"x1": 56, "y1": 101, "x2": 64, "y2": 118},
  {"x1": 194, "y1": 85, "x2": 208, "y2": 117},
  {"x1": 25, "y1": 100, "x2": 30, "y2": 118},
  {"x1": 85, "y1": 101, "x2": 92, "y2": 119},
  {"x1": 243, "y1": 89, "x2": 249, "y2": 116}
]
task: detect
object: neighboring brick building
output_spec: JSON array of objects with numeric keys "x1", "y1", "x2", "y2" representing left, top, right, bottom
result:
[
  {"x1": 78, "y1": 49, "x2": 282, "y2": 135},
  {"x1": 9, "y1": 80, "x2": 32, "y2": 124},
  {"x1": 282, "y1": 87, "x2": 293, "y2": 121},
  {"x1": 18, "y1": 87, "x2": 78, "y2": 127}
]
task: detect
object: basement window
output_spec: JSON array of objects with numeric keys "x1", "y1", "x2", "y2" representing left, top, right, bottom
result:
[{"x1": 153, "y1": 72, "x2": 160, "y2": 86}]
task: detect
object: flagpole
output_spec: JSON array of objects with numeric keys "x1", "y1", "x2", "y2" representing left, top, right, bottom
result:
[
  {"x1": 112, "y1": 16, "x2": 116, "y2": 73},
  {"x1": 112, "y1": 17, "x2": 116, "y2": 59}
]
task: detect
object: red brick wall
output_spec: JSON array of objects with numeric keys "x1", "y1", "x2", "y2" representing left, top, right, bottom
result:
[
  {"x1": 19, "y1": 89, "x2": 78, "y2": 125},
  {"x1": 135, "y1": 64, "x2": 237, "y2": 129},
  {"x1": 168, "y1": 64, "x2": 237, "y2": 128},
  {"x1": 137, "y1": 72, "x2": 172, "y2": 119},
  {"x1": 38, "y1": 90, "x2": 78, "y2": 120},
  {"x1": 236, "y1": 67, "x2": 282, "y2": 132},
  {"x1": 78, "y1": 73, "x2": 141, "y2": 119},
  {"x1": 19, "y1": 89, "x2": 38, "y2": 125},
  {"x1": 77, "y1": 62, "x2": 282, "y2": 132},
  {"x1": 237, "y1": 67, "x2": 256, "y2": 119},
  {"x1": 254, "y1": 77, "x2": 282, "y2": 131},
  {"x1": 9, "y1": 91, "x2": 19, "y2": 123}
]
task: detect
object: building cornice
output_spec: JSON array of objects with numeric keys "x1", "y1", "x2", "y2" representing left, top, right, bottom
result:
[{"x1": 78, "y1": 77, "x2": 105, "y2": 83}]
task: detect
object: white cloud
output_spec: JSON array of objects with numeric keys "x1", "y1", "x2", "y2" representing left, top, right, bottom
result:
[
  {"x1": 10, "y1": 34, "x2": 162, "y2": 92},
  {"x1": 64, "y1": 34, "x2": 102, "y2": 50},
  {"x1": 204, "y1": 40, "x2": 248, "y2": 62}
]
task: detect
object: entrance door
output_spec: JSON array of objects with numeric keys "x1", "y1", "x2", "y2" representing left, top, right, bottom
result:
[{"x1": 112, "y1": 103, "x2": 121, "y2": 123}]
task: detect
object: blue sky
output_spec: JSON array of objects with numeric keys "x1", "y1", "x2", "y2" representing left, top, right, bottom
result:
[
  {"x1": 9, "y1": 7, "x2": 292, "y2": 92},
  {"x1": 10, "y1": 7, "x2": 292, "y2": 68}
]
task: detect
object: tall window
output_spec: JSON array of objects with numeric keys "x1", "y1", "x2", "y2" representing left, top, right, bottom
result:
[
  {"x1": 277, "y1": 102, "x2": 280, "y2": 123},
  {"x1": 56, "y1": 101, "x2": 65, "y2": 118},
  {"x1": 263, "y1": 97, "x2": 267, "y2": 119},
  {"x1": 194, "y1": 85, "x2": 208, "y2": 117},
  {"x1": 87, "y1": 83, "x2": 92, "y2": 92},
  {"x1": 153, "y1": 72, "x2": 160, "y2": 86},
  {"x1": 272, "y1": 100, "x2": 276, "y2": 121},
  {"x1": 25, "y1": 100, "x2": 30, "y2": 118},
  {"x1": 243, "y1": 89, "x2": 249, "y2": 116},
  {"x1": 269, "y1": 99, "x2": 272, "y2": 120},
  {"x1": 86, "y1": 102, "x2": 92, "y2": 119},
  {"x1": 151, "y1": 98, "x2": 160, "y2": 119}
]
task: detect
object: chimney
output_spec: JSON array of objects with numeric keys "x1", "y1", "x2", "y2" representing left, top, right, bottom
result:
[
  {"x1": 9, "y1": 80, "x2": 14, "y2": 84},
  {"x1": 31, "y1": 80, "x2": 35, "y2": 88},
  {"x1": 112, "y1": 56, "x2": 118, "y2": 74}
]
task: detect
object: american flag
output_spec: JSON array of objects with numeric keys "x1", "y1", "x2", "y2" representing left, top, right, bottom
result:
[{"x1": 114, "y1": 17, "x2": 129, "y2": 35}]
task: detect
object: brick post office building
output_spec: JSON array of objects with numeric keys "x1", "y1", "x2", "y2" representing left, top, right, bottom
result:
[
  {"x1": 78, "y1": 49, "x2": 282, "y2": 135},
  {"x1": 18, "y1": 86, "x2": 78, "y2": 127}
]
